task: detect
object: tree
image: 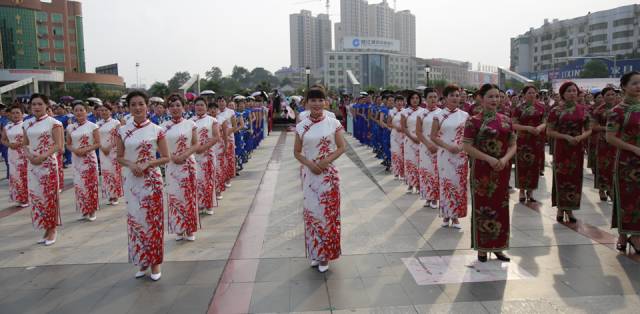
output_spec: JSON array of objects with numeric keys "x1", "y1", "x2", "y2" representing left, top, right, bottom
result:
[
  {"x1": 231, "y1": 66, "x2": 249, "y2": 82},
  {"x1": 280, "y1": 77, "x2": 293, "y2": 86},
  {"x1": 205, "y1": 67, "x2": 223, "y2": 81},
  {"x1": 168, "y1": 71, "x2": 191, "y2": 91},
  {"x1": 580, "y1": 60, "x2": 609, "y2": 78},
  {"x1": 148, "y1": 82, "x2": 170, "y2": 98}
]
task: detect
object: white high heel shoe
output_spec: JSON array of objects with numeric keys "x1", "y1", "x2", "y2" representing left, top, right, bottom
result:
[
  {"x1": 150, "y1": 272, "x2": 162, "y2": 281},
  {"x1": 318, "y1": 264, "x2": 329, "y2": 273}
]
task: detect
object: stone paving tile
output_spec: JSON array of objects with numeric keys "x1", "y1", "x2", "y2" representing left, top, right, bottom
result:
[
  {"x1": 414, "y1": 302, "x2": 489, "y2": 314},
  {"x1": 289, "y1": 280, "x2": 331, "y2": 312}
]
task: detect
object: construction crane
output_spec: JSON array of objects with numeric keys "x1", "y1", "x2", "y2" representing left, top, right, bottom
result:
[{"x1": 294, "y1": 0, "x2": 330, "y2": 15}]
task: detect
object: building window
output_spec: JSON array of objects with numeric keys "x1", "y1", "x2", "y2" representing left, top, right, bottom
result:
[
  {"x1": 329, "y1": 56, "x2": 334, "y2": 60},
  {"x1": 329, "y1": 71, "x2": 335, "y2": 75},
  {"x1": 39, "y1": 52, "x2": 50, "y2": 62},
  {"x1": 588, "y1": 46, "x2": 607, "y2": 54},
  {"x1": 51, "y1": 13, "x2": 63, "y2": 23},
  {"x1": 589, "y1": 22, "x2": 608, "y2": 31},
  {"x1": 37, "y1": 12, "x2": 48, "y2": 22},
  {"x1": 612, "y1": 42, "x2": 633, "y2": 51},
  {"x1": 579, "y1": 48, "x2": 585, "y2": 55},
  {"x1": 54, "y1": 40, "x2": 64, "y2": 49},
  {"x1": 554, "y1": 52, "x2": 567, "y2": 58},
  {"x1": 541, "y1": 54, "x2": 552, "y2": 61},
  {"x1": 337, "y1": 56, "x2": 343, "y2": 60},
  {"x1": 613, "y1": 18, "x2": 635, "y2": 27},
  {"x1": 554, "y1": 41, "x2": 567, "y2": 48},
  {"x1": 37, "y1": 25, "x2": 48, "y2": 35},
  {"x1": 541, "y1": 44, "x2": 552, "y2": 51},
  {"x1": 588, "y1": 34, "x2": 607, "y2": 42},
  {"x1": 38, "y1": 39, "x2": 49, "y2": 48},
  {"x1": 346, "y1": 56, "x2": 351, "y2": 60},
  {"x1": 54, "y1": 52, "x2": 65, "y2": 62},
  {"x1": 52, "y1": 27, "x2": 64, "y2": 36},
  {"x1": 613, "y1": 30, "x2": 634, "y2": 39}
]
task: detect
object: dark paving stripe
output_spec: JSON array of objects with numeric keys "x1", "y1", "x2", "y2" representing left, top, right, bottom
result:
[{"x1": 344, "y1": 140, "x2": 387, "y2": 193}]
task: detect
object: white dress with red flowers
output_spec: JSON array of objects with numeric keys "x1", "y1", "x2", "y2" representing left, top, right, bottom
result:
[
  {"x1": 162, "y1": 119, "x2": 199, "y2": 235},
  {"x1": 68, "y1": 121, "x2": 100, "y2": 216},
  {"x1": 222, "y1": 108, "x2": 236, "y2": 183},
  {"x1": 418, "y1": 107, "x2": 442, "y2": 201},
  {"x1": 214, "y1": 111, "x2": 229, "y2": 193},
  {"x1": 433, "y1": 108, "x2": 469, "y2": 219},
  {"x1": 390, "y1": 108, "x2": 405, "y2": 178},
  {"x1": 119, "y1": 120, "x2": 165, "y2": 267},
  {"x1": 192, "y1": 114, "x2": 219, "y2": 209},
  {"x1": 296, "y1": 115, "x2": 344, "y2": 262},
  {"x1": 403, "y1": 107, "x2": 425, "y2": 188},
  {"x1": 5, "y1": 121, "x2": 28, "y2": 204},
  {"x1": 97, "y1": 118, "x2": 123, "y2": 200},
  {"x1": 23, "y1": 116, "x2": 62, "y2": 230}
]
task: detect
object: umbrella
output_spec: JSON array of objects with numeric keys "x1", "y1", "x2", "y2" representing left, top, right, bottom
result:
[
  {"x1": 149, "y1": 97, "x2": 164, "y2": 103},
  {"x1": 201, "y1": 90, "x2": 215, "y2": 96},
  {"x1": 185, "y1": 92, "x2": 196, "y2": 101},
  {"x1": 60, "y1": 96, "x2": 74, "y2": 102},
  {"x1": 87, "y1": 97, "x2": 102, "y2": 104}
]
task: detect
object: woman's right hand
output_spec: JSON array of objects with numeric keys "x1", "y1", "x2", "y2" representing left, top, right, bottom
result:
[
  {"x1": 448, "y1": 145, "x2": 461, "y2": 154},
  {"x1": 565, "y1": 135, "x2": 578, "y2": 145},
  {"x1": 308, "y1": 162, "x2": 323, "y2": 175}
]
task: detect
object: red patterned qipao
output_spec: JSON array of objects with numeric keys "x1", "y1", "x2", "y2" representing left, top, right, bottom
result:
[
  {"x1": 56, "y1": 152, "x2": 64, "y2": 190},
  {"x1": 587, "y1": 105, "x2": 598, "y2": 170},
  {"x1": 162, "y1": 119, "x2": 198, "y2": 235},
  {"x1": 434, "y1": 108, "x2": 469, "y2": 219},
  {"x1": 24, "y1": 116, "x2": 62, "y2": 230},
  {"x1": 608, "y1": 99, "x2": 640, "y2": 235},
  {"x1": 296, "y1": 115, "x2": 343, "y2": 262},
  {"x1": 390, "y1": 108, "x2": 405, "y2": 178},
  {"x1": 68, "y1": 121, "x2": 100, "y2": 216},
  {"x1": 593, "y1": 103, "x2": 616, "y2": 192},
  {"x1": 192, "y1": 114, "x2": 218, "y2": 209},
  {"x1": 5, "y1": 121, "x2": 28, "y2": 204},
  {"x1": 223, "y1": 108, "x2": 236, "y2": 182},
  {"x1": 402, "y1": 107, "x2": 425, "y2": 187},
  {"x1": 97, "y1": 118, "x2": 123, "y2": 200},
  {"x1": 549, "y1": 102, "x2": 591, "y2": 211},
  {"x1": 464, "y1": 111, "x2": 515, "y2": 252},
  {"x1": 119, "y1": 120, "x2": 165, "y2": 267},
  {"x1": 512, "y1": 101, "x2": 546, "y2": 189},
  {"x1": 418, "y1": 106, "x2": 441, "y2": 200}
]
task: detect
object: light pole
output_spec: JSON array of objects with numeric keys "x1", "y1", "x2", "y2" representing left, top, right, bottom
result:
[
  {"x1": 135, "y1": 62, "x2": 140, "y2": 88},
  {"x1": 305, "y1": 67, "x2": 311, "y2": 90},
  {"x1": 424, "y1": 65, "x2": 431, "y2": 88}
]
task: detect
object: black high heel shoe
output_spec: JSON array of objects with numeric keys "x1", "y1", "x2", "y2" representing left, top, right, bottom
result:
[
  {"x1": 617, "y1": 239, "x2": 628, "y2": 252},
  {"x1": 493, "y1": 252, "x2": 511, "y2": 262},
  {"x1": 599, "y1": 191, "x2": 607, "y2": 201},
  {"x1": 567, "y1": 214, "x2": 577, "y2": 223},
  {"x1": 478, "y1": 252, "x2": 487, "y2": 262},
  {"x1": 557, "y1": 211, "x2": 565, "y2": 223},
  {"x1": 526, "y1": 191, "x2": 538, "y2": 203},
  {"x1": 519, "y1": 193, "x2": 526, "y2": 203}
]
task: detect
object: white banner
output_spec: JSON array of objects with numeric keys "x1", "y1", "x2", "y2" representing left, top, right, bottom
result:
[{"x1": 343, "y1": 36, "x2": 400, "y2": 52}]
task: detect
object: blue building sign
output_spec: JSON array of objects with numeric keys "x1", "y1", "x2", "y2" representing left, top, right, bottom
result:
[{"x1": 549, "y1": 58, "x2": 640, "y2": 80}]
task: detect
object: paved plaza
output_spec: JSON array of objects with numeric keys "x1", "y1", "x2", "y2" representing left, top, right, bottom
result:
[{"x1": 1, "y1": 130, "x2": 639, "y2": 314}]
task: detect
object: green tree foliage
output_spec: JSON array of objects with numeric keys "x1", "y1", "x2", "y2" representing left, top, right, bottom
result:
[
  {"x1": 147, "y1": 82, "x2": 170, "y2": 98},
  {"x1": 168, "y1": 71, "x2": 192, "y2": 91},
  {"x1": 580, "y1": 60, "x2": 610, "y2": 78}
]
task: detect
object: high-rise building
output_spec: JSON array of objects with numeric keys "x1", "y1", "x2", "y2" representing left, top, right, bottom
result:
[
  {"x1": 339, "y1": 0, "x2": 369, "y2": 39},
  {"x1": 0, "y1": 0, "x2": 85, "y2": 72},
  {"x1": 394, "y1": 10, "x2": 416, "y2": 57},
  {"x1": 368, "y1": 1, "x2": 394, "y2": 39},
  {"x1": 289, "y1": 10, "x2": 332, "y2": 71},
  {"x1": 510, "y1": 4, "x2": 640, "y2": 75}
]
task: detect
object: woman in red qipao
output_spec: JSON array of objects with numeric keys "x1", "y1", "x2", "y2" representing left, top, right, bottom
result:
[
  {"x1": 294, "y1": 87, "x2": 346, "y2": 273},
  {"x1": 547, "y1": 81, "x2": 592, "y2": 223},
  {"x1": 162, "y1": 94, "x2": 199, "y2": 241},
  {"x1": 592, "y1": 87, "x2": 617, "y2": 202},
  {"x1": 606, "y1": 71, "x2": 640, "y2": 254},
  {"x1": 66, "y1": 103, "x2": 101, "y2": 221},
  {"x1": 116, "y1": 91, "x2": 170, "y2": 281},
  {"x1": 587, "y1": 92, "x2": 604, "y2": 172},
  {"x1": 512, "y1": 85, "x2": 546, "y2": 203},
  {"x1": 1, "y1": 105, "x2": 29, "y2": 208},
  {"x1": 22, "y1": 94, "x2": 63, "y2": 246},
  {"x1": 463, "y1": 84, "x2": 517, "y2": 262}
]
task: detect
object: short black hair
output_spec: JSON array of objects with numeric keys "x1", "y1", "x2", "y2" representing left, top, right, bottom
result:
[
  {"x1": 477, "y1": 84, "x2": 500, "y2": 97},
  {"x1": 126, "y1": 90, "x2": 149, "y2": 105},
  {"x1": 443, "y1": 84, "x2": 460, "y2": 97},
  {"x1": 30, "y1": 93, "x2": 50, "y2": 106},
  {"x1": 620, "y1": 71, "x2": 640, "y2": 89}
]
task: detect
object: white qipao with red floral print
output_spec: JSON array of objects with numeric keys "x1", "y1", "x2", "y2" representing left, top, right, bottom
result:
[
  {"x1": 162, "y1": 118, "x2": 199, "y2": 235},
  {"x1": 68, "y1": 121, "x2": 100, "y2": 216},
  {"x1": 119, "y1": 120, "x2": 165, "y2": 267},
  {"x1": 97, "y1": 118, "x2": 123, "y2": 200},
  {"x1": 192, "y1": 114, "x2": 218, "y2": 209},
  {"x1": 222, "y1": 108, "x2": 236, "y2": 183},
  {"x1": 23, "y1": 115, "x2": 62, "y2": 230},
  {"x1": 214, "y1": 112, "x2": 227, "y2": 194},
  {"x1": 433, "y1": 108, "x2": 469, "y2": 219},
  {"x1": 296, "y1": 115, "x2": 343, "y2": 262},
  {"x1": 402, "y1": 107, "x2": 425, "y2": 188},
  {"x1": 5, "y1": 120, "x2": 28, "y2": 204},
  {"x1": 418, "y1": 107, "x2": 442, "y2": 201}
]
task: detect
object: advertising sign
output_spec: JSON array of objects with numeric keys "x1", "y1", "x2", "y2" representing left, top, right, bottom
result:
[{"x1": 343, "y1": 36, "x2": 400, "y2": 52}]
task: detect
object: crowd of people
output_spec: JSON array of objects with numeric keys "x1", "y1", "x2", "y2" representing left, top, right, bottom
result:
[
  {"x1": 299, "y1": 71, "x2": 640, "y2": 270},
  {"x1": 0, "y1": 90, "x2": 270, "y2": 280}
]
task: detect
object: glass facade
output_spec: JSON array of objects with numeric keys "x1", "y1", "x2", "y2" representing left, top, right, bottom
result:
[
  {"x1": 54, "y1": 40, "x2": 64, "y2": 49},
  {"x1": 0, "y1": 7, "x2": 39, "y2": 69},
  {"x1": 54, "y1": 52, "x2": 65, "y2": 62},
  {"x1": 75, "y1": 16, "x2": 85, "y2": 72},
  {"x1": 361, "y1": 54, "x2": 387, "y2": 88},
  {"x1": 51, "y1": 13, "x2": 63, "y2": 23}
]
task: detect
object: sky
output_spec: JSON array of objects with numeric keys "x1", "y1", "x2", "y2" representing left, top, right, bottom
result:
[{"x1": 82, "y1": 0, "x2": 638, "y2": 86}]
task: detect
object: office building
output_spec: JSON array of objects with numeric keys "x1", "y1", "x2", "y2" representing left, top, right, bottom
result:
[{"x1": 510, "y1": 4, "x2": 640, "y2": 75}]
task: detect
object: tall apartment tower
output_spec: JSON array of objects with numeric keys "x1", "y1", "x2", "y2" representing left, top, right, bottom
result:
[
  {"x1": 338, "y1": 0, "x2": 369, "y2": 46},
  {"x1": 289, "y1": 10, "x2": 332, "y2": 71},
  {"x1": 368, "y1": 0, "x2": 394, "y2": 38},
  {"x1": 394, "y1": 9, "x2": 416, "y2": 57}
]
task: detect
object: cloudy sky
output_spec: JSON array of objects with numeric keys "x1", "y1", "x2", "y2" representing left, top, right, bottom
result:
[{"x1": 82, "y1": 0, "x2": 638, "y2": 86}]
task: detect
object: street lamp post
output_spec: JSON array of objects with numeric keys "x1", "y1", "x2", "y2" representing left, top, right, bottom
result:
[
  {"x1": 305, "y1": 67, "x2": 311, "y2": 90},
  {"x1": 425, "y1": 65, "x2": 431, "y2": 88}
]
